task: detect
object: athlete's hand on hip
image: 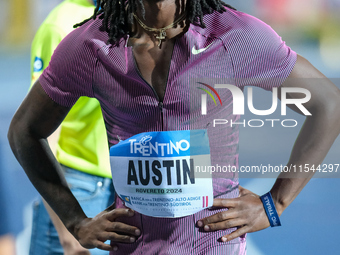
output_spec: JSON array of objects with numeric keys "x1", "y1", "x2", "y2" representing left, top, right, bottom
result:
[
  {"x1": 196, "y1": 186, "x2": 270, "y2": 242},
  {"x1": 74, "y1": 208, "x2": 141, "y2": 251}
]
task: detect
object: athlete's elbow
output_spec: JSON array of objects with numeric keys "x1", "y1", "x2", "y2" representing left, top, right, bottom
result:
[{"x1": 8, "y1": 116, "x2": 29, "y2": 158}]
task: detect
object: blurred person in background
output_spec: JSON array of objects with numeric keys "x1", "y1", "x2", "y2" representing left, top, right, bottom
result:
[
  {"x1": 29, "y1": 0, "x2": 114, "y2": 254},
  {"x1": 0, "y1": 235, "x2": 15, "y2": 255},
  {"x1": 8, "y1": 0, "x2": 340, "y2": 254}
]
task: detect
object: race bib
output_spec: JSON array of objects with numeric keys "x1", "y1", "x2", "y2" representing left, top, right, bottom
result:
[{"x1": 109, "y1": 129, "x2": 213, "y2": 218}]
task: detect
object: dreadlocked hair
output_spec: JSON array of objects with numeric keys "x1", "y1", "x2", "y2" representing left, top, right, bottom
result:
[{"x1": 74, "y1": 0, "x2": 236, "y2": 45}]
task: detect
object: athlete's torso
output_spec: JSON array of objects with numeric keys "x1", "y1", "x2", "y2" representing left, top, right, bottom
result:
[{"x1": 40, "y1": 8, "x2": 296, "y2": 253}]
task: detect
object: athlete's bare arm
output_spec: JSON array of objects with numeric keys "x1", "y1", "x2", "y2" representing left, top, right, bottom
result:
[
  {"x1": 8, "y1": 81, "x2": 140, "y2": 251},
  {"x1": 197, "y1": 54, "x2": 340, "y2": 241}
]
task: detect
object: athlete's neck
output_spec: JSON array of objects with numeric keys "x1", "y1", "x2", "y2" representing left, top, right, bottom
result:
[
  {"x1": 130, "y1": 0, "x2": 187, "y2": 48},
  {"x1": 136, "y1": 0, "x2": 186, "y2": 30}
]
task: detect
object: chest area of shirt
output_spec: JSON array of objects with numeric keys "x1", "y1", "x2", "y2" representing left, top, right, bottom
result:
[
  {"x1": 94, "y1": 34, "x2": 235, "y2": 109},
  {"x1": 131, "y1": 38, "x2": 175, "y2": 102}
]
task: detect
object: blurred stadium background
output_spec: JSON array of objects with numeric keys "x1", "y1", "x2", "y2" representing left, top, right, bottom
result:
[{"x1": 0, "y1": 0, "x2": 339, "y2": 254}]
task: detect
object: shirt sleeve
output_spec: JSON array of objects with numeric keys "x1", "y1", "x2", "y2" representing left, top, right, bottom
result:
[
  {"x1": 30, "y1": 24, "x2": 65, "y2": 88},
  {"x1": 226, "y1": 12, "x2": 297, "y2": 90},
  {"x1": 38, "y1": 26, "x2": 97, "y2": 107}
]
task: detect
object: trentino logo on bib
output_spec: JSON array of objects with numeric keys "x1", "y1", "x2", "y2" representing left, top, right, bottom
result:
[{"x1": 111, "y1": 130, "x2": 209, "y2": 157}]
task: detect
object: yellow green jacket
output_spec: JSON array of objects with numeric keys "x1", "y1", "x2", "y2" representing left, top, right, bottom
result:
[{"x1": 31, "y1": 0, "x2": 111, "y2": 178}]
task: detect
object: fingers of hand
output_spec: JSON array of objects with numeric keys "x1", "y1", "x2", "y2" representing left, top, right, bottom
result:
[
  {"x1": 102, "y1": 231, "x2": 137, "y2": 243},
  {"x1": 221, "y1": 226, "x2": 249, "y2": 242},
  {"x1": 106, "y1": 208, "x2": 135, "y2": 221},
  {"x1": 197, "y1": 210, "x2": 237, "y2": 228},
  {"x1": 197, "y1": 194, "x2": 269, "y2": 242},
  {"x1": 92, "y1": 241, "x2": 114, "y2": 251},
  {"x1": 212, "y1": 198, "x2": 238, "y2": 208},
  {"x1": 106, "y1": 221, "x2": 141, "y2": 236},
  {"x1": 77, "y1": 210, "x2": 141, "y2": 249},
  {"x1": 79, "y1": 238, "x2": 112, "y2": 251},
  {"x1": 204, "y1": 218, "x2": 245, "y2": 232}
]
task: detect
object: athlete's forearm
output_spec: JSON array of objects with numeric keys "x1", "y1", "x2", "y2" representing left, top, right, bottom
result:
[
  {"x1": 8, "y1": 82, "x2": 86, "y2": 236},
  {"x1": 8, "y1": 128, "x2": 87, "y2": 234},
  {"x1": 271, "y1": 91, "x2": 340, "y2": 215},
  {"x1": 42, "y1": 198, "x2": 73, "y2": 238}
]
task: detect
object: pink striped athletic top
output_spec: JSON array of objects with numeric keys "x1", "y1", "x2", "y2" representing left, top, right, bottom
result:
[{"x1": 40, "y1": 7, "x2": 296, "y2": 255}]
